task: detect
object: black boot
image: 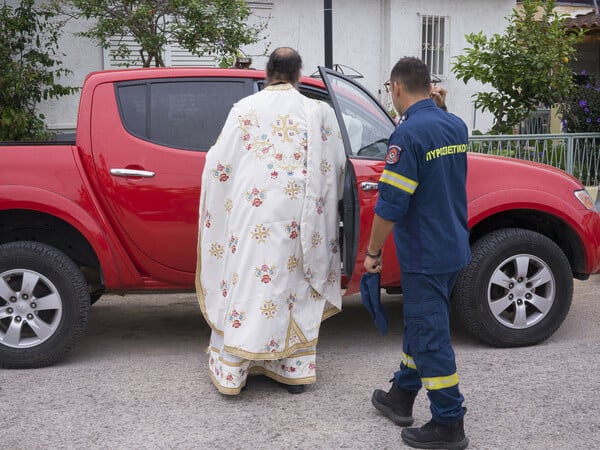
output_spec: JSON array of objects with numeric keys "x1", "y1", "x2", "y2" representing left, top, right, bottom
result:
[
  {"x1": 371, "y1": 378, "x2": 417, "y2": 426},
  {"x1": 285, "y1": 384, "x2": 305, "y2": 394},
  {"x1": 401, "y1": 417, "x2": 469, "y2": 450}
]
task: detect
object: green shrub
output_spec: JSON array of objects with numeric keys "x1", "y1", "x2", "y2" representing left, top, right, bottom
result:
[{"x1": 0, "y1": 0, "x2": 77, "y2": 141}]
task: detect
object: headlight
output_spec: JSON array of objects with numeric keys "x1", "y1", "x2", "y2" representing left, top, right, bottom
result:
[{"x1": 574, "y1": 189, "x2": 597, "y2": 211}]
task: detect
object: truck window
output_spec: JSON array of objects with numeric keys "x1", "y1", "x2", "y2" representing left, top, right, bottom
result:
[{"x1": 115, "y1": 79, "x2": 250, "y2": 151}]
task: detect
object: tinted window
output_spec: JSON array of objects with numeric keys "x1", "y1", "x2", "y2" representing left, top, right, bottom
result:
[
  {"x1": 116, "y1": 79, "x2": 250, "y2": 151},
  {"x1": 117, "y1": 84, "x2": 147, "y2": 137}
]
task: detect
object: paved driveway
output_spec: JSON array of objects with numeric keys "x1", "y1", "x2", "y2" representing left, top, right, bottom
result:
[{"x1": 3, "y1": 276, "x2": 599, "y2": 449}]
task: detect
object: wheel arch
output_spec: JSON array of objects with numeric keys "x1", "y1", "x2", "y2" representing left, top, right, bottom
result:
[
  {"x1": 0, "y1": 209, "x2": 105, "y2": 295},
  {"x1": 469, "y1": 209, "x2": 586, "y2": 280}
]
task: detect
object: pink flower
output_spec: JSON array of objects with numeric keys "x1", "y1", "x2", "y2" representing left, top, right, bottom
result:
[
  {"x1": 226, "y1": 374, "x2": 234, "y2": 382},
  {"x1": 222, "y1": 289, "x2": 227, "y2": 297},
  {"x1": 293, "y1": 152, "x2": 301, "y2": 160},
  {"x1": 275, "y1": 153, "x2": 283, "y2": 161},
  {"x1": 290, "y1": 231, "x2": 298, "y2": 239},
  {"x1": 261, "y1": 274, "x2": 272, "y2": 283},
  {"x1": 252, "y1": 198, "x2": 263, "y2": 207},
  {"x1": 219, "y1": 174, "x2": 229, "y2": 182},
  {"x1": 270, "y1": 171, "x2": 278, "y2": 179},
  {"x1": 232, "y1": 320, "x2": 241, "y2": 328}
]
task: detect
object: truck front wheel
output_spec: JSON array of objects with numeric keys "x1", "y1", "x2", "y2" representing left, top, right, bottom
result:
[
  {"x1": 0, "y1": 241, "x2": 90, "y2": 368},
  {"x1": 453, "y1": 228, "x2": 573, "y2": 347}
]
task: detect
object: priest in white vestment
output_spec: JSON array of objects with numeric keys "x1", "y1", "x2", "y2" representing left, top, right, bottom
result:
[{"x1": 196, "y1": 47, "x2": 347, "y2": 395}]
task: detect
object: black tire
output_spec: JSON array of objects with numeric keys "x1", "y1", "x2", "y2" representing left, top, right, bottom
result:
[
  {"x1": 453, "y1": 228, "x2": 573, "y2": 347},
  {"x1": 0, "y1": 241, "x2": 90, "y2": 368}
]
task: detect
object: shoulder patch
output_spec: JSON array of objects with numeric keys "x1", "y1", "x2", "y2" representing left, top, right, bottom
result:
[{"x1": 386, "y1": 145, "x2": 402, "y2": 164}]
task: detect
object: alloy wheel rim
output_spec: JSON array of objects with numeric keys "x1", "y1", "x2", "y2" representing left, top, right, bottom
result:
[
  {"x1": 487, "y1": 254, "x2": 555, "y2": 330},
  {"x1": 0, "y1": 269, "x2": 63, "y2": 348}
]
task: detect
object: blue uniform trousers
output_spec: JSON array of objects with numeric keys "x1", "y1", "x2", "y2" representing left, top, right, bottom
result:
[{"x1": 394, "y1": 271, "x2": 465, "y2": 423}]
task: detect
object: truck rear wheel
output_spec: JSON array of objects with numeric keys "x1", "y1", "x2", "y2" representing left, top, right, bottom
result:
[
  {"x1": 0, "y1": 241, "x2": 90, "y2": 368},
  {"x1": 453, "y1": 228, "x2": 573, "y2": 347}
]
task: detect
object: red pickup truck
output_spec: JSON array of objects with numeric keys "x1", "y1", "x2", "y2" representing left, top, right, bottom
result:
[{"x1": 1, "y1": 67, "x2": 599, "y2": 369}]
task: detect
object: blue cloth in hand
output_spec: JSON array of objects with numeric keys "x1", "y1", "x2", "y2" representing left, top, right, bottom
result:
[{"x1": 360, "y1": 272, "x2": 388, "y2": 335}]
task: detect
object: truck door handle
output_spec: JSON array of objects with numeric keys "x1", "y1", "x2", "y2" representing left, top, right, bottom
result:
[
  {"x1": 110, "y1": 168, "x2": 155, "y2": 178},
  {"x1": 361, "y1": 182, "x2": 379, "y2": 191}
]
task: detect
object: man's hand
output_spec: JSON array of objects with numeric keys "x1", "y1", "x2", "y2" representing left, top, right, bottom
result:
[
  {"x1": 364, "y1": 254, "x2": 382, "y2": 273},
  {"x1": 364, "y1": 215, "x2": 394, "y2": 274},
  {"x1": 431, "y1": 86, "x2": 447, "y2": 110}
]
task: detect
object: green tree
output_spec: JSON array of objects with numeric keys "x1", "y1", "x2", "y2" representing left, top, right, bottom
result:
[
  {"x1": 53, "y1": 0, "x2": 268, "y2": 68},
  {"x1": 452, "y1": 0, "x2": 583, "y2": 134},
  {"x1": 0, "y1": 0, "x2": 77, "y2": 141}
]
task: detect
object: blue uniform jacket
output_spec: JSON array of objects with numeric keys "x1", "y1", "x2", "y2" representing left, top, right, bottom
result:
[{"x1": 374, "y1": 98, "x2": 471, "y2": 274}]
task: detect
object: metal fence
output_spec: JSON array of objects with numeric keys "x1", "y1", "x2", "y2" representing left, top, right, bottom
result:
[{"x1": 468, "y1": 133, "x2": 600, "y2": 186}]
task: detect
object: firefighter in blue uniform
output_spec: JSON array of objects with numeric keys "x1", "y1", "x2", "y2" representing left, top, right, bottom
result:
[{"x1": 364, "y1": 57, "x2": 471, "y2": 450}]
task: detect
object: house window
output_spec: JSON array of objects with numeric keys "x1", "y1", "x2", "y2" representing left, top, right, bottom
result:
[{"x1": 421, "y1": 15, "x2": 448, "y2": 77}]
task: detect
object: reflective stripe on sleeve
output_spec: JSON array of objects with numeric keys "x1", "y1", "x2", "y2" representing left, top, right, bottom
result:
[
  {"x1": 401, "y1": 352, "x2": 417, "y2": 370},
  {"x1": 380, "y1": 169, "x2": 418, "y2": 194},
  {"x1": 422, "y1": 372, "x2": 460, "y2": 390}
]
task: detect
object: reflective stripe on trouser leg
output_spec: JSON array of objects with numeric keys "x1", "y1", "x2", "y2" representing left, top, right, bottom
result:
[
  {"x1": 395, "y1": 351, "x2": 421, "y2": 393},
  {"x1": 396, "y1": 271, "x2": 465, "y2": 423}
]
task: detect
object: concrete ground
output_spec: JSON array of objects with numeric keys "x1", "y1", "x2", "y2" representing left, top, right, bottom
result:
[{"x1": 2, "y1": 276, "x2": 600, "y2": 449}]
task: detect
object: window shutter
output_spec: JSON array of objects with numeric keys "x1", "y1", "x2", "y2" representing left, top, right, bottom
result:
[{"x1": 102, "y1": 2, "x2": 273, "y2": 69}]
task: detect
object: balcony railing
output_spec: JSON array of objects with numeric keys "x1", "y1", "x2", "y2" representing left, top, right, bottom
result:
[{"x1": 468, "y1": 133, "x2": 600, "y2": 186}]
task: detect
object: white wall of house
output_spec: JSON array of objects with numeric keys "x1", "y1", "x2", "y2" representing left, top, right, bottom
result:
[{"x1": 13, "y1": 0, "x2": 515, "y2": 133}]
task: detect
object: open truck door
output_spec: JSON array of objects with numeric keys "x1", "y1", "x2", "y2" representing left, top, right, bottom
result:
[{"x1": 318, "y1": 67, "x2": 399, "y2": 294}]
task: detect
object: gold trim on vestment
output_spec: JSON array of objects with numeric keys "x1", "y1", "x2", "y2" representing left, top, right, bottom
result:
[
  {"x1": 247, "y1": 366, "x2": 316, "y2": 385},
  {"x1": 212, "y1": 343, "x2": 317, "y2": 363},
  {"x1": 208, "y1": 344, "x2": 318, "y2": 395},
  {"x1": 264, "y1": 83, "x2": 293, "y2": 91},
  {"x1": 322, "y1": 304, "x2": 340, "y2": 321},
  {"x1": 208, "y1": 370, "x2": 247, "y2": 396},
  {"x1": 289, "y1": 315, "x2": 308, "y2": 343},
  {"x1": 208, "y1": 367, "x2": 316, "y2": 396},
  {"x1": 224, "y1": 337, "x2": 319, "y2": 361}
]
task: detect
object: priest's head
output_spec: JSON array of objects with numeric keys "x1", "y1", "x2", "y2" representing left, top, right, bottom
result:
[{"x1": 266, "y1": 47, "x2": 303, "y2": 87}]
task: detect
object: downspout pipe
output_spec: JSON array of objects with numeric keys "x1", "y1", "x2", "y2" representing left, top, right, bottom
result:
[{"x1": 324, "y1": 0, "x2": 333, "y2": 69}]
